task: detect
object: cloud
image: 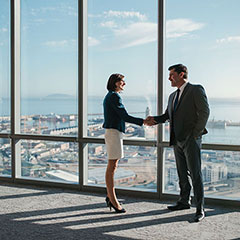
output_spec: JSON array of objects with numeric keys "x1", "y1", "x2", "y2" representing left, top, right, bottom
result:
[
  {"x1": 33, "y1": 18, "x2": 45, "y2": 23},
  {"x1": 66, "y1": 6, "x2": 77, "y2": 17},
  {"x1": 30, "y1": 5, "x2": 77, "y2": 17},
  {"x1": 88, "y1": 37, "x2": 100, "y2": 47},
  {"x1": 43, "y1": 39, "x2": 76, "y2": 47},
  {"x1": 113, "y1": 22, "x2": 157, "y2": 48},
  {"x1": 0, "y1": 28, "x2": 8, "y2": 32},
  {"x1": 30, "y1": 7, "x2": 56, "y2": 16},
  {"x1": 100, "y1": 17, "x2": 204, "y2": 49},
  {"x1": 88, "y1": 13, "x2": 102, "y2": 18},
  {"x1": 216, "y1": 36, "x2": 240, "y2": 44},
  {"x1": 96, "y1": 17, "x2": 204, "y2": 50},
  {"x1": 166, "y1": 18, "x2": 204, "y2": 38},
  {"x1": 100, "y1": 21, "x2": 116, "y2": 28},
  {"x1": 104, "y1": 10, "x2": 147, "y2": 21}
]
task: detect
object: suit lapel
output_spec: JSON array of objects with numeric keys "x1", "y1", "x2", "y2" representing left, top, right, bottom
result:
[
  {"x1": 169, "y1": 92, "x2": 175, "y2": 119},
  {"x1": 175, "y1": 83, "x2": 191, "y2": 111}
]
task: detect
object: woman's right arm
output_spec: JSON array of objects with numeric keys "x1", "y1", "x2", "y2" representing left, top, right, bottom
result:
[{"x1": 110, "y1": 93, "x2": 143, "y2": 126}]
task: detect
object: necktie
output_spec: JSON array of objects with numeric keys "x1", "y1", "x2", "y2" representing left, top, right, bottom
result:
[{"x1": 173, "y1": 89, "x2": 180, "y2": 111}]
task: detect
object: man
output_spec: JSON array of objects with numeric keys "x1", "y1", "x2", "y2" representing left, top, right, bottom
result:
[{"x1": 150, "y1": 64, "x2": 210, "y2": 222}]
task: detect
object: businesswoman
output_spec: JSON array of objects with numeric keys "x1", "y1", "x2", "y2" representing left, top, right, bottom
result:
[{"x1": 103, "y1": 73, "x2": 148, "y2": 213}]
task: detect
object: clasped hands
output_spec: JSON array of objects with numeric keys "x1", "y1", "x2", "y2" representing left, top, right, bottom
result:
[{"x1": 143, "y1": 116, "x2": 157, "y2": 126}]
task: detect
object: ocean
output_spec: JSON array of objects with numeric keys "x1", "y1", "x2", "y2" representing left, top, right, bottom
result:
[
  {"x1": 1, "y1": 97, "x2": 240, "y2": 145},
  {"x1": 1, "y1": 96, "x2": 240, "y2": 121}
]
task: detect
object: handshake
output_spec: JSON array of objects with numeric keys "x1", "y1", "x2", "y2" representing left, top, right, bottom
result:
[{"x1": 143, "y1": 116, "x2": 157, "y2": 126}]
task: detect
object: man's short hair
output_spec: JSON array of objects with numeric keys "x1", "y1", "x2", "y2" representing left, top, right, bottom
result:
[
  {"x1": 107, "y1": 73, "x2": 124, "y2": 91},
  {"x1": 168, "y1": 64, "x2": 188, "y2": 79}
]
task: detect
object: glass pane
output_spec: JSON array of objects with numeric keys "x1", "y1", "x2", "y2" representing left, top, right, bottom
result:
[
  {"x1": 0, "y1": 138, "x2": 11, "y2": 177},
  {"x1": 87, "y1": 0, "x2": 158, "y2": 140},
  {"x1": 87, "y1": 143, "x2": 157, "y2": 192},
  {"x1": 164, "y1": 148, "x2": 240, "y2": 201},
  {"x1": 0, "y1": 0, "x2": 10, "y2": 133},
  {"x1": 165, "y1": 0, "x2": 240, "y2": 145},
  {"x1": 20, "y1": 0, "x2": 78, "y2": 136},
  {"x1": 17, "y1": 140, "x2": 78, "y2": 184}
]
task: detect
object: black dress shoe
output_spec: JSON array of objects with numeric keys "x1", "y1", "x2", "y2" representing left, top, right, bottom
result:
[
  {"x1": 194, "y1": 209, "x2": 205, "y2": 222},
  {"x1": 167, "y1": 203, "x2": 191, "y2": 211}
]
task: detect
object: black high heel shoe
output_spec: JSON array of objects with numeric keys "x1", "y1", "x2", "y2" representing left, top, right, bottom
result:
[{"x1": 108, "y1": 201, "x2": 126, "y2": 213}]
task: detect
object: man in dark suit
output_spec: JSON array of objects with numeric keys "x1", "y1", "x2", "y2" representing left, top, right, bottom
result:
[{"x1": 150, "y1": 64, "x2": 210, "y2": 222}]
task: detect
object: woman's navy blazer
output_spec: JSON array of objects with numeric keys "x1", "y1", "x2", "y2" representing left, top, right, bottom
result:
[{"x1": 103, "y1": 91, "x2": 143, "y2": 133}]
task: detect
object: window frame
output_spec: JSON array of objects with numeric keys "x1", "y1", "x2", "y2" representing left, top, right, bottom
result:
[{"x1": 0, "y1": 0, "x2": 238, "y2": 207}]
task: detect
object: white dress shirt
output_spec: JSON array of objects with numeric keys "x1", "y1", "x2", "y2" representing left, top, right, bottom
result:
[{"x1": 172, "y1": 81, "x2": 188, "y2": 108}]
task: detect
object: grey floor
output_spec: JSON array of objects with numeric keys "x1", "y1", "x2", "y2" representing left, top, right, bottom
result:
[{"x1": 0, "y1": 183, "x2": 239, "y2": 240}]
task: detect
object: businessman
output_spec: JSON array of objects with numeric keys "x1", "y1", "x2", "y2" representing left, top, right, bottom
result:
[{"x1": 150, "y1": 64, "x2": 210, "y2": 222}]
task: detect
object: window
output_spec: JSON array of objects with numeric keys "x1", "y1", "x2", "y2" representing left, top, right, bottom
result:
[
  {"x1": 87, "y1": 0, "x2": 158, "y2": 140},
  {"x1": 165, "y1": 0, "x2": 240, "y2": 145},
  {"x1": 87, "y1": 143, "x2": 157, "y2": 192},
  {"x1": 164, "y1": 0, "x2": 240, "y2": 201},
  {"x1": 0, "y1": 0, "x2": 10, "y2": 133},
  {"x1": 0, "y1": 138, "x2": 11, "y2": 176},
  {"x1": 164, "y1": 148, "x2": 240, "y2": 200},
  {"x1": 20, "y1": 0, "x2": 78, "y2": 136},
  {"x1": 0, "y1": 0, "x2": 238, "y2": 205},
  {"x1": 17, "y1": 140, "x2": 78, "y2": 183}
]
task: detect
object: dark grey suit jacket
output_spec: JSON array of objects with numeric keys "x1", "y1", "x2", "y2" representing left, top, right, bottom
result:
[{"x1": 154, "y1": 83, "x2": 210, "y2": 146}]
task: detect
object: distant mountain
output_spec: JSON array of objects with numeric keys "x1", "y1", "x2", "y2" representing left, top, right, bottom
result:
[{"x1": 44, "y1": 94, "x2": 76, "y2": 99}]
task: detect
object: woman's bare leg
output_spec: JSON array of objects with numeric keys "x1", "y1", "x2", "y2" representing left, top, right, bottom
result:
[{"x1": 105, "y1": 159, "x2": 122, "y2": 209}]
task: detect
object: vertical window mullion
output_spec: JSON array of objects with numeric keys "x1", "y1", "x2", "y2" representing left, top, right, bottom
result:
[
  {"x1": 14, "y1": 0, "x2": 21, "y2": 178},
  {"x1": 10, "y1": 0, "x2": 16, "y2": 180},
  {"x1": 158, "y1": 0, "x2": 165, "y2": 198},
  {"x1": 79, "y1": 0, "x2": 88, "y2": 188}
]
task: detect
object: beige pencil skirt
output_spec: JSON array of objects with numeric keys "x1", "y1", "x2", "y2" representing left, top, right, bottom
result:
[{"x1": 105, "y1": 128, "x2": 124, "y2": 159}]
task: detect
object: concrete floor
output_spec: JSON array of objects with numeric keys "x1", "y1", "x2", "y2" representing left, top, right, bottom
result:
[{"x1": 0, "y1": 182, "x2": 239, "y2": 240}]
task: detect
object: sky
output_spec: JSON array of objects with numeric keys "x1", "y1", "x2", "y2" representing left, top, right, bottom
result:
[{"x1": 0, "y1": 0, "x2": 240, "y2": 99}]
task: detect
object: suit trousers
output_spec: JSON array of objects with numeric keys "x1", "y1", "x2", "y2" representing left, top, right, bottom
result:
[{"x1": 173, "y1": 135, "x2": 204, "y2": 210}]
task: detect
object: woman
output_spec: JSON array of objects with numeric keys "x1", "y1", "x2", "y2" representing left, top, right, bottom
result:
[{"x1": 103, "y1": 73, "x2": 151, "y2": 213}]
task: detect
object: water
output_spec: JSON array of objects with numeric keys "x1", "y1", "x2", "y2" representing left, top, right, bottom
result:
[
  {"x1": 1, "y1": 97, "x2": 240, "y2": 145},
  {"x1": 1, "y1": 97, "x2": 240, "y2": 121},
  {"x1": 0, "y1": 98, "x2": 78, "y2": 116}
]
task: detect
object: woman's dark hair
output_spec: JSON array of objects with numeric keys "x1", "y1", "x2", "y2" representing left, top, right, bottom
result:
[
  {"x1": 107, "y1": 73, "x2": 125, "y2": 91},
  {"x1": 168, "y1": 64, "x2": 188, "y2": 79}
]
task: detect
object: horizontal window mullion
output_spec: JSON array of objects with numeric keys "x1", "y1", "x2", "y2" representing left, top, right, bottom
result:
[
  {"x1": 160, "y1": 141, "x2": 240, "y2": 152},
  {"x1": 11, "y1": 134, "x2": 77, "y2": 142},
  {"x1": 81, "y1": 137, "x2": 157, "y2": 147},
  {"x1": 0, "y1": 134, "x2": 10, "y2": 138},
  {"x1": 202, "y1": 143, "x2": 240, "y2": 152}
]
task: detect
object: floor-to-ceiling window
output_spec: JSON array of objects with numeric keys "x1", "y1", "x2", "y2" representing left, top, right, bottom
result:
[
  {"x1": 0, "y1": 0, "x2": 11, "y2": 176},
  {"x1": 86, "y1": 0, "x2": 158, "y2": 191},
  {"x1": 164, "y1": 0, "x2": 240, "y2": 200},
  {"x1": 14, "y1": 0, "x2": 79, "y2": 183},
  {"x1": 0, "y1": 0, "x2": 239, "y2": 204}
]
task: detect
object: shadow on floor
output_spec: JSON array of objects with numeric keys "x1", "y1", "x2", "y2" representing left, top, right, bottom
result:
[{"x1": 0, "y1": 182, "x2": 239, "y2": 240}]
